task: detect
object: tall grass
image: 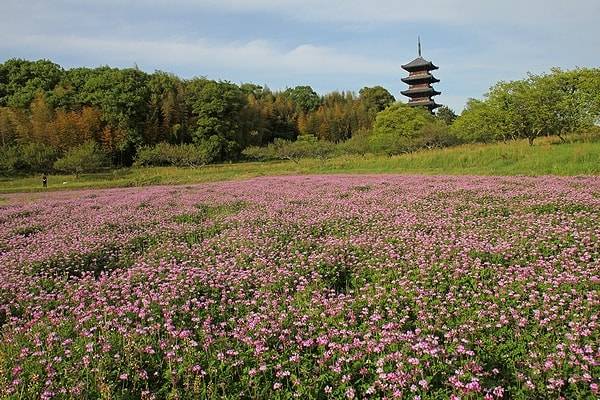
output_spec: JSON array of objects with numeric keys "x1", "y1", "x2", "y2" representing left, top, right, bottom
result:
[{"x1": 1, "y1": 138, "x2": 598, "y2": 194}]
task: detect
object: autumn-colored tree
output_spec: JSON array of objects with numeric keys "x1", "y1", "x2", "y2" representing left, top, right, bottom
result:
[
  {"x1": 51, "y1": 109, "x2": 79, "y2": 149},
  {"x1": 0, "y1": 107, "x2": 17, "y2": 146},
  {"x1": 101, "y1": 125, "x2": 126, "y2": 153},
  {"x1": 78, "y1": 107, "x2": 103, "y2": 142},
  {"x1": 29, "y1": 91, "x2": 54, "y2": 145}
]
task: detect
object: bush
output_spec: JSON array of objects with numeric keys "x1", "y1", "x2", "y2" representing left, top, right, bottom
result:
[
  {"x1": 569, "y1": 125, "x2": 600, "y2": 143},
  {"x1": 0, "y1": 145, "x2": 21, "y2": 174},
  {"x1": 0, "y1": 143, "x2": 60, "y2": 174},
  {"x1": 134, "y1": 139, "x2": 220, "y2": 167},
  {"x1": 243, "y1": 136, "x2": 335, "y2": 163},
  {"x1": 369, "y1": 103, "x2": 435, "y2": 155},
  {"x1": 53, "y1": 141, "x2": 110, "y2": 174},
  {"x1": 413, "y1": 122, "x2": 461, "y2": 149},
  {"x1": 21, "y1": 143, "x2": 61, "y2": 172},
  {"x1": 336, "y1": 128, "x2": 373, "y2": 156}
]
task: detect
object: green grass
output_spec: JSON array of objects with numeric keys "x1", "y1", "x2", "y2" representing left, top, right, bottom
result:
[{"x1": 1, "y1": 138, "x2": 599, "y2": 194}]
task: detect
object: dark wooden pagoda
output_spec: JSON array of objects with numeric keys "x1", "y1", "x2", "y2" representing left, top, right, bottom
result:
[{"x1": 401, "y1": 38, "x2": 440, "y2": 112}]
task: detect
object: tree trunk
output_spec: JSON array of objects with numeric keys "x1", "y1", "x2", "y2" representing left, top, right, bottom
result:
[{"x1": 528, "y1": 136, "x2": 534, "y2": 146}]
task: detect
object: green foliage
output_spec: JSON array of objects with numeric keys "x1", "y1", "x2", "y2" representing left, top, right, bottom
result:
[
  {"x1": 0, "y1": 145, "x2": 21, "y2": 173},
  {"x1": 452, "y1": 68, "x2": 600, "y2": 145},
  {"x1": 283, "y1": 85, "x2": 321, "y2": 113},
  {"x1": 53, "y1": 141, "x2": 110, "y2": 174},
  {"x1": 450, "y1": 99, "x2": 502, "y2": 143},
  {"x1": 414, "y1": 121, "x2": 461, "y2": 149},
  {"x1": 435, "y1": 105, "x2": 457, "y2": 125},
  {"x1": 1, "y1": 57, "x2": 599, "y2": 173},
  {"x1": 191, "y1": 80, "x2": 247, "y2": 160},
  {"x1": 359, "y1": 86, "x2": 395, "y2": 112},
  {"x1": 134, "y1": 141, "x2": 220, "y2": 167},
  {"x1": 143, "y1": 71, "x2": 189, "y2": 145},
  {"x1": 243, "y1": 136, "x2": 335, "y2": 163},
  {"x1": 1, "y1": 136, "x2": 599, "y2": 193},
  {"x1": 336, "y1": 129, "x2": 372, "y2": 156},
  {"x1": 370, "y1": 103, "x2": 435, "y2": 154},
  {"x1": 0, "y1": 143, "x2": 60, "y2": 174},
  {"x1": 299, "y1": 91, "x2": 375, "y2": 143},
  {"x1": 19, "y1": 142, "x2": 60, "y2": 172},
  {"x1": 79, "y1": 67, "x2": 150, "y2": 155},
  {"x1": 0, "y1": 59, "x2": 63, "y2": 108}
]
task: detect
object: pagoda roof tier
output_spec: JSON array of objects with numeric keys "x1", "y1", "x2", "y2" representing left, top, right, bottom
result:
[
  {"x1": 401, "y1": 73, "x2": 439, "y2": 84},
  {"x1": 401, "y1": 57, "x2": 438, "y2": 72},
  {"x1": 401, "y1": 87, "x2": 441, "y2": 97},
  {"x1": 407, "y1": 99, "x2": 441, "y2": 109}
]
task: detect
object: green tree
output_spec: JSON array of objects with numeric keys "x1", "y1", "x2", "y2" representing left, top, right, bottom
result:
[
  {"x1": 531, "y1": 68, "x2": 598, "y2": 142},
  {"x1": 78, "y1": 67, "x2": 150, "y2": 160},
  {"x1": 0, "y1": 59, "x2": 63, "y2": 108},
  {"x1": 243, "y1": 136, "x2": 335, "y2": 163},
  {"x1": 283, "y1": 86, "x2": 321, "y2": 113},
  {"x1": 369, "y1": 103, "x2": 434, "y2": 154},
  {"x1": 359, "y1": 86, "x2": 395, "y2": 112},
  {"x1": 268, "y1": 94, "x2": 298, "y2": 141},
  {"x1": 452, "y1": 68, "x2": 600, "y2": 145},
  {"x1": 451, "y1": 99, "x2": 506, "y2": 143},
  {"x1": 144, "y1": 71, "x2": 189, "y2": 145},
  {"x1": 435, "y1": 105, "x2": 457, "y2": 126},
  {"x1": 191, "y1": 80, "x2": 247, "y2": 160},
  {"x1": 53, "y1": 141, "x2": 110, "y2": 175}
]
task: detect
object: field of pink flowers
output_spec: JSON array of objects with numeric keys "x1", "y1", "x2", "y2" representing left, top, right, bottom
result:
[{"x1": 0, "y1": 175, "x2": 598, "y2": 399}]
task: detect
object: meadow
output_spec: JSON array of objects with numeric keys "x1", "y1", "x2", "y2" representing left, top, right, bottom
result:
[
  {"x1": 0, "y1": 174, "x2": 598, "y2": 399},
  {"x1": 1, "y1": 138, "x2": 599, "y2": 194}
]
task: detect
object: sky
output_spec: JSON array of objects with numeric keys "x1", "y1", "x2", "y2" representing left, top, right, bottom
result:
[{"x1": 1, "y1": 0, "x2": 599, "y2": 112}]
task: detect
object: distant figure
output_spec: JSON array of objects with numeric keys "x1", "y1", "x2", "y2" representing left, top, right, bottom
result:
[{"x1": 42, "y1": 173, "x2": 48, "y2": 188}]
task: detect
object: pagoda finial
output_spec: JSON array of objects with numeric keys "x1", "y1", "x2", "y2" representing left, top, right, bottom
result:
[{"x1": 418, "y1": 36, "x2": 421, "y2": 57}]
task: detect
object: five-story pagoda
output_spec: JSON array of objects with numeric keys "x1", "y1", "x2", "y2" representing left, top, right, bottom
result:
[{"x1": 401, "y1": 38, "x2": 440, "y2": 112}]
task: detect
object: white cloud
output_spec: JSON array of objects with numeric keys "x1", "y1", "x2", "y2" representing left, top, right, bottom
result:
[{"x1": 5, "y1": 34, "x2": 399, "y2": 77}]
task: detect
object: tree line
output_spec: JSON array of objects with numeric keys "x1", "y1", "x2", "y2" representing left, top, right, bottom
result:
[
  {"x1": 0, "y1": 59, "x2": 399, "y2": 173},
  {"x1": 452, "y1": 68, "x2": 600, "y2": 145},
  {"x1": 1, "y1": 59, "x2": 598, "y2": 174}
]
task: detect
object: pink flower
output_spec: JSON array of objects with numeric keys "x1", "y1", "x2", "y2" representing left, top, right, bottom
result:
[
  {"x1": 345, "y1": 387, "x2": 355, "y2": 399},
  {"x1": 493, "y1": 386, "x2": 504, "y2": 397}
]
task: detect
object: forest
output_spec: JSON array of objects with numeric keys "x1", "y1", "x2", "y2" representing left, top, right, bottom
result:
[{"x1": 0, "y1": 59, "x2": 598, "y2": 174}]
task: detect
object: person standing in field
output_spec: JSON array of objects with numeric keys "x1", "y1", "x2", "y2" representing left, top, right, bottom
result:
[{"x1": 42, "y1": 173, "x2": 48, "y2": 188}]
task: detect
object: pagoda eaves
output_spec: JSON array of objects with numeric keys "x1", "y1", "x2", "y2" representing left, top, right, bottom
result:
[
  {"x1": 401, "y1": 38, "x2": 441, "y2": 112},
  {"x1": 401, "y1": 73, "x2": 440, "y2": 84}
]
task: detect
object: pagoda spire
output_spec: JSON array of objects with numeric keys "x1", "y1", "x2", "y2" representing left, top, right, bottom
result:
[{"x1": 401, "y1": 39, "x2": 441, "y2": 112}]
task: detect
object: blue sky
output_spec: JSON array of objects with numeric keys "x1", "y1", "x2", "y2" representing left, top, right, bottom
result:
[{"x1": 1, "y1": 0, "x2": 599, "y2": 112}]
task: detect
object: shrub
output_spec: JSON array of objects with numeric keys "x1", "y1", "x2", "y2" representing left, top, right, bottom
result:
[
  {"x1": 53, "y1": 141, "x2": 110, "y2": 174},
  {"x1": 0, "y1": 143, "x2": 60, "y2": 174},
  {"x1": 413, "y1": 122, "x2": 461, "y2": 149},
  {"x1": 369, "y1": 103, "x2": 435, "y2": 155},
  {"x1": 336, "y1": 128, "x2": 373, "y2": 156},
  {"x1": 0, "y1": 145, "x2": 21, "y2": 174},
  {"x1": 19, "y1": 142, "x2": 60, "y2": 172},
  {"x1": 134, "y1": 139, "x2": 221, "y2": 167},
  {"x1": 243, "y1": 136, "x2": 335, "y2": 163}
]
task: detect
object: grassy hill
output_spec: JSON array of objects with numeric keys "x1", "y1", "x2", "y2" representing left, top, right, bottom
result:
[{"x1": 1, "y1": 137, "x2": 598, "y2": 194}]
